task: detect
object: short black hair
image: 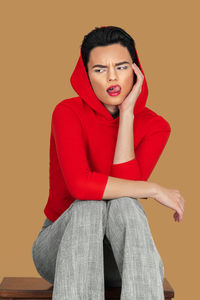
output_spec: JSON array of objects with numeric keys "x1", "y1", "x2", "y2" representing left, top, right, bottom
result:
[{"x1": 81, "y1": 26, "x2": 140, "y2": 74}]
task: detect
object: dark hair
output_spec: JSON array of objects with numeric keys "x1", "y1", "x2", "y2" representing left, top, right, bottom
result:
[{"x1": 81, "y1": 26, "x2": 140, "y2": 74}]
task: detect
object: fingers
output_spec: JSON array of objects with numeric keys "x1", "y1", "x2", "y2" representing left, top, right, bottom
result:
[
  {"x1": 173, "y1": 211, "x2": 179, "y2": 222},
  {"x1": 174, "y1": 189, "x2": 185, "y2": 214},
  {"x1": 132, "y1": 63, "x2": 144, "y2": 79},
  {"x1": 172, "y1": 191, "x2": 185, "y2": 223},
  {"x1": 176, "y1": 191, "x2": 185, "y2": 212},
  {"x1": 132, "y1": 63, "x2": 144, "y2": 92},
  {"x1": 174, "y1": 210, "x2": 182, "y2": 222},
  {"x1": 177, "y1": 198, "x2": 184, "y2": 212},
  {"x1": 175, "y1": 200, "x2": 184, "y2": 222}
]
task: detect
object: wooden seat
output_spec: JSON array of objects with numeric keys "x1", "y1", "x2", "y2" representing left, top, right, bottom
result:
[{"x1": 0, "y1": 276, "x2": 174, "y2": 299}]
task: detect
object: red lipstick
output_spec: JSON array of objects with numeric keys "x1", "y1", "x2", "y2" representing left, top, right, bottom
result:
[{"x1": 106, "y1": 85, "x2": 121, "y2": 96}]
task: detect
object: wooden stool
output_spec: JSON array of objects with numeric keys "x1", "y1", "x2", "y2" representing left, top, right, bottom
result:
[{"x1": 0, "y1": 277, "x2": 174, "y2": 299}]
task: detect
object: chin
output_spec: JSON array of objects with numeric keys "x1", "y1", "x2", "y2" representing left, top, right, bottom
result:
[
  {"x1": 107, "y1": 95, "x2": 125, "y2": 103},
  {"x1": 106, "y1": 100, "x2": 122, "y2": 107},
  {"x1": 99, "y1": 93, "x2": 126, "y2": 106}
]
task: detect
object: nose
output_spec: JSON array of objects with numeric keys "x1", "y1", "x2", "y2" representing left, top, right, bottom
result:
[{"x1": 107, "y1": 67, "x2": 118, "y2": 82}]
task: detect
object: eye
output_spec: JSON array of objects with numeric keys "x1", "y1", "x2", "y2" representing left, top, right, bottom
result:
[
  {"x1": 117, "y1": 65, "x2": 128, "y2": 70},
  {"x1": 94, "y1": 69, "x2": 105, "y2": 73}
]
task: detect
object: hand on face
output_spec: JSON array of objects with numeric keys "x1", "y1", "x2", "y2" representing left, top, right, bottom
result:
[{"x1": 118, "y1": 63, "x2": 144, "y2": 115}]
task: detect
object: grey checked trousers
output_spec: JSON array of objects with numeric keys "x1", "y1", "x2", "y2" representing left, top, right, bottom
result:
[{"x1": 32, "y1": 197, "x2": 165, "y2": 299}]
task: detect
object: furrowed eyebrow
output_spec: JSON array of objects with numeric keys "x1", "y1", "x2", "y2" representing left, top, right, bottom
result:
[{"x1": 92, "y1": 61, "x2": 130, "y2": 69}]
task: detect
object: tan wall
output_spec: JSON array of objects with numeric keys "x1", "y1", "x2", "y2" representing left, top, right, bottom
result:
[{"x1": 1, "y1": 0, "x2": 199, "y2": 298}]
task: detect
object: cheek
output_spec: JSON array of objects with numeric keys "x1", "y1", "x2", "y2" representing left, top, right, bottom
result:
[{"x1": 89, "y1": 77, "x2": 105, "y2": 96}]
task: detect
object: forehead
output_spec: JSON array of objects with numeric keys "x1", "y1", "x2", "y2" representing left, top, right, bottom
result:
[{"x1": 88, "y1": 43, "x2": 132, "y2": 64}]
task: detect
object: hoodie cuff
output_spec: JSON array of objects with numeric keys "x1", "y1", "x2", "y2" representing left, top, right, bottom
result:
[
  {"x1": 111, "y1": 158, "x2": 141, "y2": 180},
  {"x1": 80, "y1": 172, "x2": 109, "y2": 200}
]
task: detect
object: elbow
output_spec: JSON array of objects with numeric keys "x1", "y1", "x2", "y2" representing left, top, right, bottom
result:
[
  {"x1": 67, "y1": 178, "x2": 89, "y2": 200},
  {"x1": 67, "y1": 172, "x2": 108, "y2": 201},
  {"x1": 66, "y1": 173, "x2": 106, "y2": 201}
]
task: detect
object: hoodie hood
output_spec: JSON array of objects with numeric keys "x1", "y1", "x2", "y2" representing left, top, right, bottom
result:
[{"x1": 70, "y1": 45, "x2": 148, "y2": 121}]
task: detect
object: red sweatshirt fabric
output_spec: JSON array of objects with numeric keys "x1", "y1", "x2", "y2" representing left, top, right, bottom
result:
[{"x1": 44, "y1": 46, "x2": 171, "y2": 222}]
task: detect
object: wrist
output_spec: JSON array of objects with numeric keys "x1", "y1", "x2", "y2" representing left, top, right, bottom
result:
[
  {"x1": 150, "y1": 182, "x2": 162, "y2": 200},
  {"x1": 119, "y1": 110, "x2": 134, "y2": 120}
]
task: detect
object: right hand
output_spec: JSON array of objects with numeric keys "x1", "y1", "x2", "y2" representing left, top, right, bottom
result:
[
  {"x1": 118, "y1": 63, "x2": 144, "y2": 114},
  {"x1": 154, "y1": 185, "x2": 185, "y2": 222}
]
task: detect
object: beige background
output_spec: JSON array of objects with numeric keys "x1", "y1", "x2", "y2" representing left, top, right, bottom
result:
[{"x1": 0, "y1": 0, "x2": 199, "y2": 299}]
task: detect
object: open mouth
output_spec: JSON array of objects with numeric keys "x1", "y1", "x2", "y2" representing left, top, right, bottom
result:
[{"x1": 106, "y1": 85, "x2": 121, "y2": 96}]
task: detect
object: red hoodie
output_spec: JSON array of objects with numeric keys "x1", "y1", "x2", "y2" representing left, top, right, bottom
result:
[{"x1": 44, "y1": 46, "x2": 171, "y2": 222}]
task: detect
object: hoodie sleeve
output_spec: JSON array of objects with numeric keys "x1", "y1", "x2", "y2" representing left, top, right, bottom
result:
[
  {"x1": 110, "y1": 117, "x2": 171, "y2": 181},
  {"x1": 52, "y1": 104, "x2": 109, "y2": 200}
]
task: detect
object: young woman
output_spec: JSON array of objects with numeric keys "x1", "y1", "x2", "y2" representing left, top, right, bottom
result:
[{"x1": 32, "y1": 26, "x2": 185, "y2": 300}]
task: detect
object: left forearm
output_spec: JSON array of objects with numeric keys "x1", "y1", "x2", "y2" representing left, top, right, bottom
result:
[{"x1": 113, "y1": 111, "x2": 135, "y2": 164}]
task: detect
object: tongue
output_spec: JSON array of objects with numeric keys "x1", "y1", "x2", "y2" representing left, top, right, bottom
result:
[{"x1": 108, "y1": 86, "x2": 121, "y2": 93}]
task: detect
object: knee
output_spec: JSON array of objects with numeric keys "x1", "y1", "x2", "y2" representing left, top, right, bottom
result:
[
  {"x1": 108, "y1": 197, "x2": 147, "y2": 226},
  {"x1": 69, "y1": 200, "x2": 107, "y2": 227},
  {"x1": 72, "y1": 199, "x2": 107, "y2": 213}
]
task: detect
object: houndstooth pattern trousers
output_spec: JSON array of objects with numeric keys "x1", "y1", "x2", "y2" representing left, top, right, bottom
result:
[{"x1": 32, "y1": 197, "x2": 165, "y2": 300}]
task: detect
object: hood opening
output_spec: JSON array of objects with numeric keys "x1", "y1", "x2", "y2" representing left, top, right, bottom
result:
[{"x1": 70, "y1": 45, "x2": 148, "y2": 120}]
